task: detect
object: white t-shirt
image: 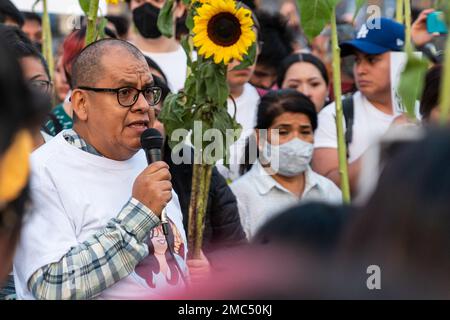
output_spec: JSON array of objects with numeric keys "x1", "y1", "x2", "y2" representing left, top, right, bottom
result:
[
  {"x1": 13, "y1": 132, "x2": 187, "y2": 300},
  {"x1": 217, "y1": 83, "x2": 260, "y2": 181},
  {"x1": 314, "y1": 91, "x2": 396, "y2": 163},
  {"x1": 142, "y1": 46, "x2": 187, "y2": 93}
]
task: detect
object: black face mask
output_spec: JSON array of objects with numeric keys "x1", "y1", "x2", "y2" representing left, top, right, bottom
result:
[{"x1": 132, "y1": 3, "x2": 162, "y2": 39}]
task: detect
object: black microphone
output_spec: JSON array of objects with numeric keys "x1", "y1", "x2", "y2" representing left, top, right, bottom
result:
[
  {"x1": 140, "y1": 128, "x2": 163, "y2": 164},
  {"x1": 140, "y1": 128, "x2": 171, "y2": 235},
  {"x1": 140, "y1": 128, "x2": 188, "y2": 285}
]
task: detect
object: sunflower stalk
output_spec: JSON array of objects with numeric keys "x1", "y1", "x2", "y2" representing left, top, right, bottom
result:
[
  {"x1": 396, "y1": 0, "x2": 404, "y2": 24},
  {"x1": 193, "y1": 164, "x2": 212, "y2": 259},
  {"x1": 187, "y1": 155, "x2": 201, "y2": 257},
  {"x1": 85, "y1": 0, "x2": 100, "y2": 45},
  {"x1": 41, "y1": 0, "x2": 54, "y2": 80},
  {"x1": 331, "y1": 6, "x2": 351, "y2": 203},
  {"x1": 404, "y1": 0, "x2": 412, "y2": 50},
  {"x1": 159, "y1": 0, "x2": 256, "y2": 256},
  {"x1": 439, "y1": 5, "x2": 450, "y2": 125}
]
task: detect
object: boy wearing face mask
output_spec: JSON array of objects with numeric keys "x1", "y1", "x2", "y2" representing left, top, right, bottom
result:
[
  {"x1": 230, "y1": 90, "x2": 342, "y2": 240},
  {"x1": 127, "y1": 0, "x2": 187, "y2": 92}
]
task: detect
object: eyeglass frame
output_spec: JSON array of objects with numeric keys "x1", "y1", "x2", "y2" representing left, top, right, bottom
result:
[
  {"x1": 29, "y1": 79, "x2": 53, "y2": 94},
  {"x1": 76, "y1": 85, "x2": 162, "y2": 108}
]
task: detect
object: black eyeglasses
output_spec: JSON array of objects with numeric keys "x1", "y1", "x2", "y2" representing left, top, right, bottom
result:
[
  {"x1": 30, "y1": 79, "x2": 53, "y2": 94},
  {"x1": 77, "y1": 85, "x2": 162, "y2": 108}
]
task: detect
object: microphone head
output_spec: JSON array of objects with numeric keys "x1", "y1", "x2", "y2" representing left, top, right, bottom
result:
[{"x1": 140, "y1": 128, "x2": 163, "y2": 150}]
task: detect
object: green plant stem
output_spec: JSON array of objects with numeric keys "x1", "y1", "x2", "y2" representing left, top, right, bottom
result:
[
  {"x1": 439, "y1": 31, "x2": 450, "y2": 125},
  {"x1": 331, "y1": 6, "x2": 351, "y2": 204},
  {"x1": 396, "y1": 0, "x2": 404, "y2": 24},
  {"x1": 404, "y1": 0, "x2": 412, "y2": 50},
  {"x1": 194, "y1": 164, "x2": 212, "y2": 259},
  {"x1": 85, "y1": 0, "x2": 100, "y2": 45},
  {"x1": 188, "y1": 160, "x2": 201, "y2": 257},
  {"x1": 41, "y1": 0, "x2": 54, "y2": 80}
]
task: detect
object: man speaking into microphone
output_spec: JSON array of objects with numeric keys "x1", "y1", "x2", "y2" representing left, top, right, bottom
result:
[{"x1": 13, "y1": 39, "x2": 209, "y2": 300}]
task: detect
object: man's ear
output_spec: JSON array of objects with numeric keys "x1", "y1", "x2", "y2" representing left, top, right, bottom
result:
[
  {"x1": 71, "y1": 90, "x2": 89, "y2": 121},
  {"x1": 174, "y1": 1, "x2": 186, "y2": 19}
]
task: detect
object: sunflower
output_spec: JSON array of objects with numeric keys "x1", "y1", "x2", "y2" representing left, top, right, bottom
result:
[{"x1": 193, "y1": 0, "x2": 256, "y2": 65}]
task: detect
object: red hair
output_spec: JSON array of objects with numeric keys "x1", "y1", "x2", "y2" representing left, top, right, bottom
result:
[{"x1": 62, "y1": 29, "x2": 86, "y2": 87}]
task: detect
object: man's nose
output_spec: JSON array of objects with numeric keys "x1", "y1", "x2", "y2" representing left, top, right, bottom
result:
[{"x1": 131, "y1": 92, "x2": 151, "y2": 113}]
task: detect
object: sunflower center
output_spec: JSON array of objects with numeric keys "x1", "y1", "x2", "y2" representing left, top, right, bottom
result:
[{"x1": 207, "y1": 12, "x2": 242, "y2": 47}]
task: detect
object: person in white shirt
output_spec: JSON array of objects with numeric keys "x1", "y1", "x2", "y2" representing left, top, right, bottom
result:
[
  {"x1": 313, "y1": 18, "x2": 407, "y2": 194},
  {"x1": 127, "y1": 0, "x2": 187, "y2": 93},
  {"x1": 231, "y1": 90, "x2": 342, "y2": 240},
  {"x1": 13, "y1": 39, "x2": 210, "y2": 300}
]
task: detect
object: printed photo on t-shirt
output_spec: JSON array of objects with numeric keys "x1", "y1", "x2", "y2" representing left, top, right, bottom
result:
[{"x1": 135, "y1": 220, "x2": 185, "y2": 289}]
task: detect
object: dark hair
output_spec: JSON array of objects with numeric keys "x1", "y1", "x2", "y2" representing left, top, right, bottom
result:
[
  {"x1": 240, "y1": 89, "x2": 318, "y2": 174},
  {"x1": 256, "y1": 89, "x2": 318, "y2": 130},
  {"x1": 105, "y1": 15, "x2": 129, "y2": 38},
  {"x1": 254, "y1": 202, "x2": 351, "y2": 256},
  {"x1": 143, "y1": 56, "x2": 171, "y2": 102},
  {"x1": 255, "y1": 10, "x2": 294, "y2": 69},
  {"x1": 144, "y1": 55, "x2": 168, "y2": 84},
  {"x1": 23, "y1": 12, "x2": 42, "y2": 25},
  {"x1": 0, "y1": 25, "x2": 50, "y2": 79},
  {"x1": 420, "y1": 64, "x2": 442, "y2": 122},
  {"x1": 0, "y1": 38, "x2": 42, "y2": 236},
  {"x1": 277, "y1": 53, "x2": 329, "y2": 88},
  {"x1": 0, "y1": 0, "x2": 24, "y2": 26},
  {"x1": 239, "y1": 0, "x2": 256, "y2": 10},
  {"x1": 340, "y1": 128, "x2": 450, "y2": 292}
]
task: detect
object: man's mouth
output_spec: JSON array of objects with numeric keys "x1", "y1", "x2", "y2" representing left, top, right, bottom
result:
[{"x1": 127, "y1": 120, "x2": 149, "y2": 129}]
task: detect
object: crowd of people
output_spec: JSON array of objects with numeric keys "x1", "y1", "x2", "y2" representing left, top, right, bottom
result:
[{"x1": 1, "y1": 0, "x2": 450, "y2": 300}]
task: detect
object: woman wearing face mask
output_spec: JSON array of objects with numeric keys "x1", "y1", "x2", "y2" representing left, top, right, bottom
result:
[
  {"x1": 278, "y1": 53, "x2": 330, "y2": 112},
  {"x1": 231, "y1": 89, "x2": 342, "y2": 240}
]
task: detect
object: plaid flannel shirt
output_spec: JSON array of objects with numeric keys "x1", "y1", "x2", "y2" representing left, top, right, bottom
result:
[{"x1": 28, "y1": 129, "x2": 161, "y2": 300}]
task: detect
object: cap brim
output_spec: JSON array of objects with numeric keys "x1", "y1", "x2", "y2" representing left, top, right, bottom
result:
[{"x1": 340, "y1": 40, "x2": 389, "y2": 57}]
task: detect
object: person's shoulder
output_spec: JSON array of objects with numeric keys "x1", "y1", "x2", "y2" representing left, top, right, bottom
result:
[
  {"x1": 230, "y1": 170, "x2": 255, "y2": 193},
  {"x1": 309, "y1": 168, "x2": 342, "y2": 195},
  {"x1": 31, "y1": 132, "x2": 65, "y2": 165},
  {"x1": 319, "y1": 100, "x2": 337, "y2": 117},
  {"x1": 243, "y1": 83, "x2": 260, "y2": 101}
]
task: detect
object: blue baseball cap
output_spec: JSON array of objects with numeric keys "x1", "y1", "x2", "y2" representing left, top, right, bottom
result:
[{"x1": 340, "y1": 18, "x2": 405, "y2": 56}]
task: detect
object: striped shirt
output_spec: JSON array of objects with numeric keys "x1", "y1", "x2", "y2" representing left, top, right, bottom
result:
[{"x1": 26, "y1": 129, "x2": 163, "y2": 300}]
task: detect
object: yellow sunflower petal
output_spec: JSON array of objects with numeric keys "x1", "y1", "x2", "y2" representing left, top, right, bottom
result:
[{"x1": 193, "y1": 0, "x2": 256, "y2": 65}]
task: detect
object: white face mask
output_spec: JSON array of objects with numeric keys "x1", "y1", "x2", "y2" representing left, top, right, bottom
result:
[{"x1": 261, "y1": 138, "x2": 314, "y2": 177}]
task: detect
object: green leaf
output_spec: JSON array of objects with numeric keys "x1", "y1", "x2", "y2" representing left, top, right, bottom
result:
[
  {"x1": 297, "y1": 0, "x2": 335, "y2": 42},
  {"x1": 233, "y1": 42, "x2": 257, "y2": 71},
  {"x1": 79, "y1": 0, "x2": 90, "y2": 15},
  {"x1": 397, "y1": 51, "x2": 429, "y2": 118},
  {"x1": 353, "y1": 0, "x2": 367, "y2": 22},
  {"x1": 157, "y1": 0, "x2": 175, "y2": 38},
  {"x1": 185, "y1": 8, "x2": 195, "y2": 30},
  {"x1": 159, "y1": 93, "x2": 190, "y2": 148},
  {"x1": 181, "y1": 35, "x2": 193, "y2": 66},
  {"x1": 96, "y1": 17, "x2": 108, "y2": 41}
]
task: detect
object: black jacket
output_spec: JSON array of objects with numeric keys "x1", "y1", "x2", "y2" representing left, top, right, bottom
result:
[{"x1": 163, "y1": 141, "x2": 247, "y2": 255}]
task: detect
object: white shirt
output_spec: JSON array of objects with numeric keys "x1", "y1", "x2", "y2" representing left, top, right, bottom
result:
[
  {"x1": 230, "y1": 161, "x2": 342, "y2": 240},
  {"x1": 216, "y1": 83, "x2": 260, "y2": 181},
  {"x1": 142, "y1": 46, "x2": 187, "y2": 93},
  {"x1": 13, "y1": 132, "x2": 187, "y2": 300},
  {"x1": 314, "y1": 91, "x2": 396, "y2": 163}
]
